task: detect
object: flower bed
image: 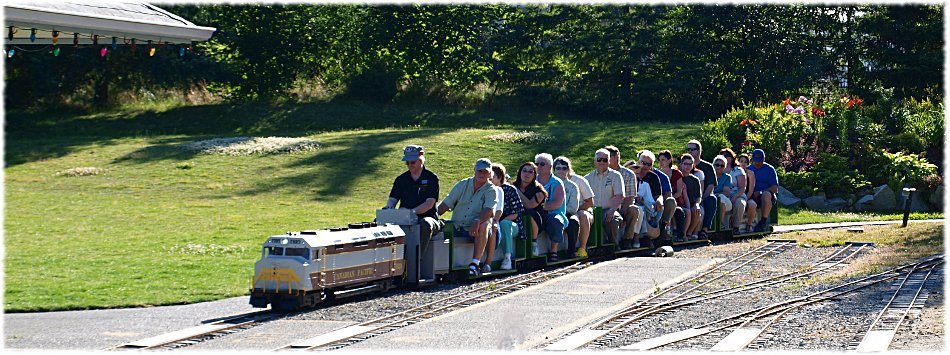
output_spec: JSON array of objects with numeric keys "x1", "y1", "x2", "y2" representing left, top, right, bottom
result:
[{"x1": 700, "y1": 90, "x2": 942, "y2": 210}]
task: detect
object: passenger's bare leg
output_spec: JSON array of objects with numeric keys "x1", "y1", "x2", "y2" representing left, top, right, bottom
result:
[
  {"x1": 760, "y1": 192, "x2": 774, "y2": 225},
  {"x1": 578, "y1": 210, "x2": 592, "y2": 249},
  {"x1": 746, "y1": 200, "x2": 758, "y2": 229},
  {"x1": 484, "y1": 224, "x2": 497, "y2": 267},
  {"x1": 733, "y1": 198, "x2": 747, "y2": 230},
  {"x1": 529, "y1": 219, "x2": 539, "y2": 242},
  {"x1": 472, "y1": 220, "x2": 489, "y2": 261}
]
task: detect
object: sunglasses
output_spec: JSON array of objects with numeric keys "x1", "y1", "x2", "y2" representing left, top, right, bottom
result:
[
  {"x1": 595, "y1": 158, "x2": 609, "y2": 163},
  {"x1": 554, "y1": 166, "x2": 568, "y2": 171},
  {"x1": 714, "y1": 164, "x2": 724, "y2": 168},
  {"x1": 537, "y1": 162, "x2": 547, "y2": 166},
  {"x1": 679, "y1": 161, "x2": 693, "y2": 165},
  {"x1": 686, "y1": 146, "x2": 699, "y2": 152},
  {"x1": 522, "y1": 169, "x2": 535, "y2": 174},
  {"x1": 639, "y1": 161, "x2": 652, "y2": 167}
]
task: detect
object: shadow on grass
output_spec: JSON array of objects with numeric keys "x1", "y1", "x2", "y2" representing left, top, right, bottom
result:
[
  {"x1": 5, "y1": 99, "x2": 587, "y2": 168},
  {"x1": 229, "y1": 129, "x2": 444, "y2": 200}
]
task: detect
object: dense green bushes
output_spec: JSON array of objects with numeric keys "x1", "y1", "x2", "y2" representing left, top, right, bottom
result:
[{"x1": 700, "y1": 88, "x2": 943, "y2": 199}]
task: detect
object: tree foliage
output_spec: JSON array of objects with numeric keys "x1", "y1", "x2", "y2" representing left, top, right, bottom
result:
[{"x1": 5, "y1": 4, "x2": 942, "y2": 117}]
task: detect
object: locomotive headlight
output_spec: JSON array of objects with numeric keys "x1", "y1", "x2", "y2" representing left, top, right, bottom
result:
[{"x1": 281, "y1": 238, "x2": 289, "y2": 245}]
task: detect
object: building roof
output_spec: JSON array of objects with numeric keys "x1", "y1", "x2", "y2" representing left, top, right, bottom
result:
[{"x1": 5, "y1": 2, "x2": 215, "y2": 44}]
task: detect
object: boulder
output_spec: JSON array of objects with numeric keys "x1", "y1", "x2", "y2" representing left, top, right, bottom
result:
[
  {"x1": 776, "y1": 186, "x2": 801, "y2": 207},
  {"x1": 898, "y1": 190, "x2": 931, "y2": 212},
  {"x1": 827, "y1": 197, "x2": 848, "y2": 211},
  {"x1": 854, "y1": 194, "x2": 874, "y2": 212},
  {"x1": 867, "y1": 185, "x2": 897, "y2": 212},
  {"x1": 929, "y1": 185, "x2": 943, "y2": 208},
  {"x1": 804, "y1": 195, "x2": 829, "y2": 211}
]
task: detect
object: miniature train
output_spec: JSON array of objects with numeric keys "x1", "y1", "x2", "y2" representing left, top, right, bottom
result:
[{"x1": 250, "y1": 206, "x2": 776, "y2": 310}]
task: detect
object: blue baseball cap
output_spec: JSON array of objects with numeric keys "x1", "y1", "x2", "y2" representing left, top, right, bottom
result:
[
  {"x1": 752, "y1": 149, "x2": 765, "y2": 162},
  {"x1": 474, "y1": 158, "x2": 492, "y2": 171},
  {"x1": 402, "y1": 145, "x2": 423, "y2": 162}
]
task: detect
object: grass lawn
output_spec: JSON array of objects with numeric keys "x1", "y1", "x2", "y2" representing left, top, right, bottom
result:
[{"x1": 4, "y1": 100, "x2": 943, "y2": 312}]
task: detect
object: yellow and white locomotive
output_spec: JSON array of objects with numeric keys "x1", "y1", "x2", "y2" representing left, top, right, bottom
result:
[
  {"x1": 250, "y1": 209, "x2": 451, "y2": 310},
  {"x1": 249, "y1": 221, "x2": 409, "y2": 310}
]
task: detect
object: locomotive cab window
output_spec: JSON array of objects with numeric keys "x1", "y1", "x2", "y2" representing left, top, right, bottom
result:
[
  {"x1": 285, "y1": 247, "x2": 309, "y2": 260},
  {"x1": 263, "y1": 246, "x2": 284, "y2": 257},
  {"x1": 312, "y1": 249, "x2": 320, "y2": 261}
]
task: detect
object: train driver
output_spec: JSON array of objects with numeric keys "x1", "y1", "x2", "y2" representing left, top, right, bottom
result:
[
  {"x1": 384, "y1": 144, "x2": 443, "y2": 256},
  {"x1": 437, "y1": 158, "x2": 499, "y2": 276}
]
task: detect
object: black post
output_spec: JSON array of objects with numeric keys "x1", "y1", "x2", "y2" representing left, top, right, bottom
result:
[{"x1": 902, "y1": 188, "x2": 916, "y2": 228}]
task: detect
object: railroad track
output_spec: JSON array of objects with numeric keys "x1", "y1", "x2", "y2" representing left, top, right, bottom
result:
[
  {"x1": 105, "y1": 309, "x2": 276, "y2": 351},
  {"x1": 617, "y1": 254, "x2": 944, "y2": 351},
  {"x1": 544, "y1": 240, "x2": 872, "y2": 350},
  {"x1": 274, "y1": 262, "x2": 590, "y2": 351},
  {"x1": 852, "y1": 259, "x2": 943, "y2": 352}
]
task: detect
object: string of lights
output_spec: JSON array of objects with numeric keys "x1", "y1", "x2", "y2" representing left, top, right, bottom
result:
[{"x1": 4, "y1": 25, "x2": 192, "y2": 58}]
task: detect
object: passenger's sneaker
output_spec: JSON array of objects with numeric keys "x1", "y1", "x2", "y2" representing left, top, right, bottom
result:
[
  {"x1": 753, "y1": 219, "x2": 769, "y2": 232},
  {"x1": 548, "y1": 252, "x2": 559, "y2": 262},
  {"x1": 468, "y1": 262, "x2": 479, "y2": 276},
  {"x1": 500, "y1": 256, "x2": 513, "y2": 270},
  {"x1": 481, "y1": 263, "x2": 492, "y2": 273},
  {"x1": 631, "y1": 239, "x2": 641, "y2": 249},
  {"x1": 532, "y1": 241, "x2": 540, "y2": 256},
  {"x1": 687, "y1": 234, "x2": 698, "y2": 241},
  {"x1": 673, "y1": 235, "x2": 687, "y2": 243},
  {"x1": 575, "y1": 248, "x2": 588, "y2": 258}
]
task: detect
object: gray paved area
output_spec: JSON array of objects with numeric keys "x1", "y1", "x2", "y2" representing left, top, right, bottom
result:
[
  {"x1": 4, "y1": 296, "x2": 254, "y2": 350},
  {"x1": 184, "y1": 318, "x2": 354, "y2": 351},
  {"x1": 347, "y1": 257, "x2": 714, "y2": 351},
  {"x1": 772, "y1": 219, "x2": 943, "y2": 233}
]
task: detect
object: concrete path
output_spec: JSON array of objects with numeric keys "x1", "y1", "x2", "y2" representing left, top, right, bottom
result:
[
  {"x1": 772, "y1": 219, "x2": 943, "y2": 233},
  {"x1": 346, "y1": 257, "x2": 714, "y2": 351},
  {"x1": 4, "y1": 296, "x2": 253, "y2": 350}
]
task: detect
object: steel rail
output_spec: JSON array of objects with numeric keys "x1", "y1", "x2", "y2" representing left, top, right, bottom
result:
[
  {"x1": 595, "y1": 240, "x2": 795, "y2": 327},
  {"x1": 596, "y1": 242, "x2": 869, "y2": 332},
  {"x1": 617, "y1": 255, "x2": 944, "y2": 351},
  {"x1": 542, "y1": 240, "x2": 796, "y2": 351},
  {"x1": 854, "y1": 261, "x2": 940, "y2": 352},
  {"x1": 275, "y1": 262, "x2": 589, "y2": 351}
]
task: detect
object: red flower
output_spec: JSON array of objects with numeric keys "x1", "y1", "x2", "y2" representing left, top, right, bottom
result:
[
  {"x1": 782, "y1": 98, "x2": 791, "y2": 106},
  {"x1": 811, "y1": 107, "x2": 826, "y2": 117},
  {"x1": 740, "y1": 119, "x2": 757, "y2": 126},
  {"x1": 741, "y1": 140, "x2": 752, "y2": 146},
  {"x1": 847, "y1": 96, "x2": 864, "y2": 108}
]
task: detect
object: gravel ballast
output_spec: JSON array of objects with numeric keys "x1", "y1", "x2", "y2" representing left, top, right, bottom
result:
[{"x1": 577, "y1": 238, "x2": 944, "y2": 352}]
